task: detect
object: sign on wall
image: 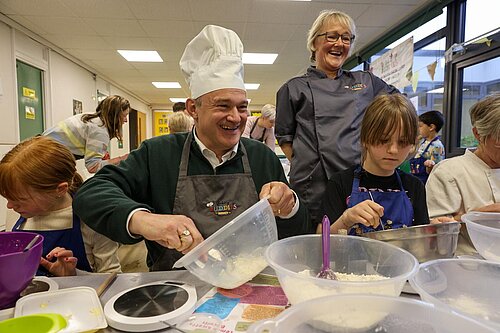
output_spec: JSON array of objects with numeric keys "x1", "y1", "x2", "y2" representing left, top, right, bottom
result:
[
  {"x1": 370, "y1": 37, "x2": 414, "y2": 90},
  {"x1": 153, "y1": 111, "x2": 173, "y2": 136}
]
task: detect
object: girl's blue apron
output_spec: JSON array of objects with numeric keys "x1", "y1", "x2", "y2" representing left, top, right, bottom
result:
[
  {"x1": 348, "y1": 166, "x2": 414, "y2": 235},
  {"x1": 13, "y1": 213, "x2": 92, "y2": 275},
  {"x1": 409, "y1": 137, "x2": 439, "y2": 184}
]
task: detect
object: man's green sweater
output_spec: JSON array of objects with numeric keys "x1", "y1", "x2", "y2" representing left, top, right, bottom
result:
[{"x1": 74, "y1": 133, "x2": 312, "y2": 267}]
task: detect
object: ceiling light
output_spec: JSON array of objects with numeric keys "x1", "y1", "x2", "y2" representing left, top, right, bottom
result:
[
  {"x1": 243, "y1": 53, "x2": 278, "y2": 64},
  {"x1": 152, "y1": 82, "x2": 181, "y2": 89},
  {"x1": 117, "y1": 50, "x2": 163, "y2": 62},
  {"x1": 244, "y1": 83, "x2": 260, "y2": 90},
  {"x1": 247, "y1": 99, "x2": 251, "y2": 103},
  {"x1": 170, "y1": 98, "x2": 187, "y2": 103}
]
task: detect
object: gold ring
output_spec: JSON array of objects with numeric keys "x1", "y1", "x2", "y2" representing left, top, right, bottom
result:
[
  {"x1": 277, "y1": 209, "x2": 281, "y2": 215},
  {"x1": 180, "y1": 229, "x2": 191, "y2": 237}
]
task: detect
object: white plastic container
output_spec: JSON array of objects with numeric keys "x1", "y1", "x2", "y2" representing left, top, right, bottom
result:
[
  {"x1": 247, "y1": 294, "x2": 496, "y2": 333},
  {"x1": 265, "y1": 235, "x2": 418, "y2": 305},
  {"x1": 462, "y1": 212, "x2": 500, "y2": 262},
  {"x1": 174, "y1": 198, "x2": 277, "y2": 289},
  {"x1": 14, "y1": 286, "x2": 107, "y2": 333},
  {"x1": 410, "y1": 258, "x2": 500, "y2": 330}
]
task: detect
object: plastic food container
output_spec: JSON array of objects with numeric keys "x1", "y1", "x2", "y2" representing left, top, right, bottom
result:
[
  {"x1": 0, "y1": 313, "x2": 67, "y2": 333},
  {"x1": 462, "y1": 212, "x2": 500, "y2": 262},
  {"x1": 247, "y1": 294, "x2": 497, "y2": 333},
  {"x1": 0, "y1": 232, "x2": 44, "y2": 310},
  {"x1": 362, "y1": 222, "x2": 460, "y2": 262},
  {"x1": 410, "y1": 258, "x2": 500, "y2": 330},
  {"x1": 265, "y1": 235, "x2": 418, "y2": 305},
  {"x1": 174, "y1": 198, "x2": 277, "y2": 289},
  {"x1": 14, "y1": 287, "x2": 107, "y2": 333}
]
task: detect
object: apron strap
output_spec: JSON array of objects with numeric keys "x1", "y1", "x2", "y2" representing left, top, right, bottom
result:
[{"x1": 179, "y1": 132, "x2": 252, "y2": 176}]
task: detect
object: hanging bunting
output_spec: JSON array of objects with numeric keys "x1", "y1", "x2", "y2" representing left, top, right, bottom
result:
[
  {"x1": 427, "y1": 61, "x2": 437, "y2": 81},
  {"x1": 412, "y1": 71, "x2": 419, "y2": 93},
  {"x1": 473, "y1": 37, "x2": 492, "y2": 47}
]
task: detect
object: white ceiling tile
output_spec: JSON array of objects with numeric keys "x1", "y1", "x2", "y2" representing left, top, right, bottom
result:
[
  {"x1": 357, "y1": 4, "x2": 415, "y2": 28},
  {"x1": 60, "y1": 0, "x2": 134, "y2": 18},
  {"x1": 188, "y1": 0, "x2": 252, "y2": 23},
  {"x1": 139, "y1": 20, "x2": 196, "y2": 38},
  {"x1": 244, "y1": 22, "x2": 297, "y2": 41},
  {"x1": 102, "y1": 36, "x2": 154, "y2": 50},
  {"x1": 246, "y1": 1, "x2": 312, "y2": 24},
  {"x1": 83, "y1": 18, "x2": 146, "y2": 37},
  {"x1": 0, "y1": 0, "x2": 76, "y2": 16},
  {"x1": 125, "y1": 0, "x2": 192, "y2": 20}
]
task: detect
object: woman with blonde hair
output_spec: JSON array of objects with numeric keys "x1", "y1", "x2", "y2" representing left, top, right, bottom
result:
[
  {"x1": 276, "y1": 9, "x2": 399, "y2": 225},
  {"x1": 168, "y1": 111, "x2": 193, "y2": 134},
  {"x1": 319, "y1": 94, "x2": 428, "y2": 235},
  {"x1": 0, "y1": 136, "x2": 121, "y2": 276},
  {"x1": 44, "y1": 95, "x2": 130, "y2": 173}
]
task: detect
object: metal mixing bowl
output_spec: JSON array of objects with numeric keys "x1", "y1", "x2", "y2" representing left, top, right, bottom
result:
[{"x1": 361, "y1": 222, "x2": 461, "y2": 263}]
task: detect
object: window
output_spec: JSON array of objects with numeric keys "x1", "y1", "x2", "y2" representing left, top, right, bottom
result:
[
  {"x1": 465, "y1": 0, "x2": 500, "y2": 42},
  {"x1": 458, "y1": 56, "x2": 500, "y2": 148}
]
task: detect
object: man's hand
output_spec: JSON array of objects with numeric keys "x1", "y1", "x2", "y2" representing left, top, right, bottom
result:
[
  {"x1": 40, "y1": 247, "x2": 78, "y2": 276},
  {"x1": 430, "y1": 216, "x2": 456, "y2": 224},
  {"x1": 129, "y1": 211, "x2": 204, "y2": 254},
  {"x1": 260, "y1": 181, "x2": 295, "y2": 217}
]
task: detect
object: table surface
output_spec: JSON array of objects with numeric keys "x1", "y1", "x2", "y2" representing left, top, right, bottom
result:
[{"x1": 50, "y1": 269, "x2": 421, "y2": 333}]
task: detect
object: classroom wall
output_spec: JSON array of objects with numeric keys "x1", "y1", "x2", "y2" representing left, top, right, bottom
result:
[{"x1": 0, "y1": 20, "x2": 152, "y2": 230}]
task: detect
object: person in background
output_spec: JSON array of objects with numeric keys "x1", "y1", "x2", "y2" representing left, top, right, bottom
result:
[
  {"x1": 0, "y1": 136, "x2": 121, "y2": 276},
  {"x1": 320, "y1": 94, "x2": 429, "y2": 235},
  {"x1": 73, "y1": 25, "x2": 311, "y2": 271},
  {"x1": 409, "y1": 110, "x2": 445, "y2": 183},
  {"x1": 173, "y1": 101, "x2": 187, "y2": 113},
  {"x1": 242, "y1": 104, "x2": 276, "y2": 151},
  {"x1": 168, "y1": 111, "x2": 193, "y2": 134},
  {"x1": 275, "y1": 9, "x2": 399, "y2": 225},
  {"x1": 43, "y1": 95, "x2": 130, "y2": 173},
  {"x1": 427, "y1": 94, "x2": 500, "y2": 222}
]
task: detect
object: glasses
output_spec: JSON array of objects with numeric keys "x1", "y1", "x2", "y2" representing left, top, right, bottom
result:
[{"x1": 317, "y1": 31, "x2": 355, "y2": 45}]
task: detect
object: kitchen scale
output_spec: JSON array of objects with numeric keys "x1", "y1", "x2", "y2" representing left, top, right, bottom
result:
[{"x1": 104, "y1": 280, "x2": 197, "y2": 332}]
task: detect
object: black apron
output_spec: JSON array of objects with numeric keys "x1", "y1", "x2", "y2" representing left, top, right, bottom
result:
[{"x1": 151, "y1": 133, "x2": 260, "y2": 270}]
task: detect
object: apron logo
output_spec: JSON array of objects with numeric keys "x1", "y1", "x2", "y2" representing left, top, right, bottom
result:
[
  {"x1": 206, "y1": 201, "x2": 238, "y2": 216},
  {"x1": 347, "y1": 83, "x2": 367, "y2": 91}
]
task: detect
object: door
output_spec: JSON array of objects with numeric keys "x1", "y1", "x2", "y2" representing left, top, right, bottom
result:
[
  {"x1": 128, "y1": 109, "x2": 147, "y2": 150},
  {"x1": 16, "y1": 61, "x2": 44, "y2": 140},
  {"x1": 137, "y1": 110, "x2": 147, "y2": 145}
]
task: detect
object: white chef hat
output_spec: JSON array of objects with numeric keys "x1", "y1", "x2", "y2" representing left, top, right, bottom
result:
[{"x1": 180, "y1": 25, "x2": 246, "y2": 99}]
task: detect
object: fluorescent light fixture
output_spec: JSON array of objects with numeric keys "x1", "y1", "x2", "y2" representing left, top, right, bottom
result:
[
  {"x1": 170, "y1": 98, "x2": 187, "y2": 103},
  {"x1": 243, "y1": 53, "x2": 278, "y2": 64},
  {"x1": 152, "y1": 82, "x2": 181, "y2": 89},
  {"x1": 244, "y1": 83, "x2": 260, "y2": 90},
  {"x1": 247, "y1": 99, "x2": 251, "y2": 103},
  {"x1": 117, "y1": 50, "x2": 163, "y2": 62}
]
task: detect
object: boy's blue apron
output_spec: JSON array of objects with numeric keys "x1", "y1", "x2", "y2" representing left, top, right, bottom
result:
[
  {"x1": 348, "y1": 166, "x2": 414, "y2": 235},
  {"x1": 13, "y1": 213, "x2": 92, "y2": 275},
  {"x1": 409, "y1": 137, "x2": 439, "y2": 184}
]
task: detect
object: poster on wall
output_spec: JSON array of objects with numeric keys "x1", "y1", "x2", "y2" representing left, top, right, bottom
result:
[
  {"x1": 25, "y1": 106, "x2": 35, "y2": 119},
  {"x1": 73, "y1": 99, "x2": 83, "y2": 115},
  {"x1": 370, "y1": 37, "x2": 414, "y2": 90}
]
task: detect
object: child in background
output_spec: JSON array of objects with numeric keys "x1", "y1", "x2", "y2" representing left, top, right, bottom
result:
[
  {"x1": 409, "y1": 110, "x2": 445, "y2": 183},
  {"x1": 43, "y1": 95, "x2": 130, "y2": 173},
  {"x1": 0, "y1": 136, "x2": 121, "y2": 276},
  {"x1": 319, "y1": 94, "x2": 429, "y2": 235}
]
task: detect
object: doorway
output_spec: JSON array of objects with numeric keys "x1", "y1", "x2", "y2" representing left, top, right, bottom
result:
[{"x1": 16, "y1": 60, "x2": 44, "y2": 140}]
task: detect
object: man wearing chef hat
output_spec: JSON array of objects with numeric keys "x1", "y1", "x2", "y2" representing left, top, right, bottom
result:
[{"x1": 74, "y1": 25, "x2": 311, "y2": 270}]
